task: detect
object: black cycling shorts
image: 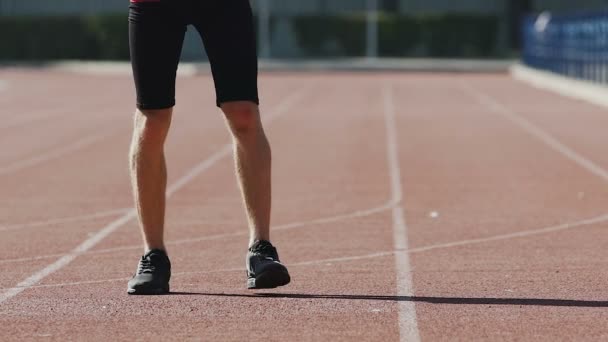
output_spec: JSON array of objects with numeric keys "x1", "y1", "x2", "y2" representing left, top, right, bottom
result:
[{"x1": 128, "y1": 0, "x2": 259, "y2": 109}]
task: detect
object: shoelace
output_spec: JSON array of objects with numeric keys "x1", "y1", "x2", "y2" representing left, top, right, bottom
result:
[
  {"x1": 137, "y1": 256, "x2": 156, "y2": 274},
  {"x1": 251, "y1": 243, "x2": 278, "y2": 261}
]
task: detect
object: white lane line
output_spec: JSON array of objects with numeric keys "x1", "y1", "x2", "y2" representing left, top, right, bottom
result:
[
  {"x1": 384, "y1": 84, "x2": 421, "y2": 342},
  {"x1": 0, "y1": 212, "x2": 136, "y2": 303},
  {"x1": 0, "y1": 87, "x2": 308, "y2": 305},
  {"x1": 161, "y1": 202, "x2": 394, "y2": 246},
  {"x1": 133, "y1": 202, "x2": 393, "y2": 247},
  {"x1": 0, "y1": 89, "x2": 123, "y2": 131},
  {"x1": 0, "y1": 208, "x2": 130, "y2": 232},
  {"x1": 0, "y1": 202, "x2": 393, "y2": 264},
  {"x1": 275, "y1": 202, "x2": 395, "y2": 230},
  {"x1": 0, "y1": 133, "x2": 108, "y2": 176},
  {"x1": 0, "y1": 253, "x2": 70, "y2": 265},
  {"x1": 302, "y1": 211, "x2": 608, "y2": 266},
  {"x1": 260, "y1": 211, "x2": 608, "y2": 269},
  {"x1": 0, "y1": 277, "x2": 131, "y2": 291},
  {"x1": 0, "y1": 268, "x2": 243, "y2": 291},
  {"x1": 298, "y1": 211, "x2": 608, "y2": 267},
  {"x1": 291, "y1": 251, "x2": 396, "y2": 266},
  {"x1": 0, "y1": 109, "x2": 73, "y2": 131},
  {"x1": 7, "y1": 211, "x2": 608, "y2": 292},
  {"x1": 460, "y1": 82, "x2": 608, "y2": 183},
  {"x1": 0, "y1": 80, "x2": 7, "y2": 92},
  {"x1": 406, "y1": 212, "x2": 608, "y2": 254},
  {"x1": 0, "y1": 105, "x2": 82, "y2": 131}
]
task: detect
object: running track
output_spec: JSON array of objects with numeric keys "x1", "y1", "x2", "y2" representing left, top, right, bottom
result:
[{"x1": 0, "y1": 68, "x2": 607, "y2": 341}]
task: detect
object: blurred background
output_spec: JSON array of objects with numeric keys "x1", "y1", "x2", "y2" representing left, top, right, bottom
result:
[{"x1": 0, "y1": 0, "x2": 606, "y2": 65}]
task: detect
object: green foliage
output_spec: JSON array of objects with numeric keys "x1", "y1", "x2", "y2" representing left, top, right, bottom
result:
[
  {"x1": 82, "y1": 15, "x2": 130, "y2": 60},
  {"x1": 0, "y1": 15, "x2": 128, "y2": 61},
  {"x1": 292, "y1": 15, "x2": 367, "y2": 57},
  {"x1": 419, "y1": 14, "x2": 499, "y2": 57},
  {"x1": 0, "y1": 16, "x2": 99, "y2": 60},
  {"x1": 0, "y1": 13, "x2": 499, "y2": 60},
  {"x1": 292, "y1": 13, "x2": 499, "y2": 58}
]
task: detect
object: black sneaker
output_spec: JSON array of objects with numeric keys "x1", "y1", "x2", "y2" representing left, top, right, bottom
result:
[
  {"x1": 127, "y1": 249, "x2": 171, "y2": 295},
  {"x1": 246, "y1": 240, "x2": 291, "y2": 289}
]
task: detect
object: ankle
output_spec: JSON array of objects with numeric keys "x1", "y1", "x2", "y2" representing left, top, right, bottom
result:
[
  {"x1": 249, "y1": 238, "x2": 271, "y2": 248},
  {"x1": 144, "y1": 244, "x2": 166, "y2": 254}
]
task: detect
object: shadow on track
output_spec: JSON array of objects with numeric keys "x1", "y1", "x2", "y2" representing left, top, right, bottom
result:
[{"x1": 169, "y1": 292, "x2": 608, "y2": 308}]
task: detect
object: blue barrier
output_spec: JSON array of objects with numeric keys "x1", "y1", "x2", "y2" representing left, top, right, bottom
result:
[{"x1": 522, "y1": 9, "x2": 608, "y2": 83}]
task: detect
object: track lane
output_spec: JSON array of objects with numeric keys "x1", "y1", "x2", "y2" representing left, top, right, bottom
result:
[
  {"x1": 478, "y1": 75, "x2": 608, "y2": 184},
  {"x1": 0, "y1": 75, "x2": 302, "y2": 302},
  {"x1": 2, "y1": 70, "x2": 607, "y2": 341},
  {"x1": 390, "y1": 74, "x2": 608, "y2": 340},
  {"x1": 0, "y1": 73, "x2": 401, "y2": 341}
]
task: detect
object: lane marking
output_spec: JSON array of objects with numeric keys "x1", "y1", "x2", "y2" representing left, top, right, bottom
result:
[
  {"x1": 0, "y1": 80, "x2": 7, "y2": 92},
  {"x1": 0, "y1": 87, "x2": 308, "y2": 305},
  {"x1": 6, "y1": 212, "x2": 608, "y2": 292},
  {"x1": 0, "y1": 88, "x2": 125, "y2": 131},
  {"x1": 0, "y1": 269, "x2": 243, "y2": 292},
  {"x1": 290, "y1": 251, "x2": 396, "y2": 267},
  {"x1": 0, "y1": 203, "x2": 393, "y2": 264},
  {"x1": 383, "y1": 84, "x2": 421, "y2": 342},
  {"x1": 406, "y1": 212, "x2": 608, "y2": 254},
  {"x1": 0, "y1": 106, "x2": 85, "y2": 131},
  {"x1": 0, "y1": 208, "x2": 130, "y2": 232},
  {"x1": 300, "y1": 211, "x2": 608, "y2": 266},
  {"x1": 0, "y1": 133, "x2": 108, "y2": 176},
  {"x1": 159, "y1": 202, "x2": 394, "y2": 246},
  {"x1": 460, "y1": 82, "x2": 608, "y2": 183},
  {"x1": 0, "y1": 213, "x2": 136, "y2": 303},
  {"x1": 163, "y1": 202, "x2": 393, "y2": 229}
]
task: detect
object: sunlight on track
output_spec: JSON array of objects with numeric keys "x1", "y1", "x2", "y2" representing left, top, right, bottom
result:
[
  {"x1": 3, "y1": 203, "x2": 608, "y2": 268},
  {"x1": 0, "y1": 87, "x2": 309, "y2": 305},
  {"x1": 0, "y1": 133, "x2": 108, "y2": 176},
  {"x1": 0, "y1": 202, "x2": 395, "y2": 264},
  {"x1": 5, "y1": 210, "x2": 608, "y2": 292},
  {"x1": 0, "y1": 208, "x2": 130, "y2": 232},
  {"x1": 461, "y1": 82, "x2": 608, "y2": 183}
]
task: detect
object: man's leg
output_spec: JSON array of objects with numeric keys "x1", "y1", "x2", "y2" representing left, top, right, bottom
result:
[
  {"x1": 129, "y1": 108, "x2": 172, "y2": 252},
  {"x1": 220, "y1": 101, "x2": 271, "y2": 246},
  {"x1": 126, "y1": 108, "x2": 173, "y2": 295},
  {"x1": 221, "y1": 101, "x2": 290, "y2": 289},
  {"x1": 127, "y1": 0, "x2": 184, "y2": 294},
  {"x1": 193, "y1": 0, "x2": 289, "y2": 289}
]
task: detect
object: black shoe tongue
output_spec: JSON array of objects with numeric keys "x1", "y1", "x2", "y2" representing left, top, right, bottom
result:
[
  {"x1": 250, "y1": 240, "x2": 271, "y2": 252},
  {"x1": 145, "y1": 249, "x2": 167, "y2": 259}
]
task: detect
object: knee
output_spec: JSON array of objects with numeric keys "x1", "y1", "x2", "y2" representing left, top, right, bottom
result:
[
  {"x1": 221, "y1": 101, "x2": 261, "y2": 137},
  {"x1": 132, "y1": 108, "x2": 172, "y2": 145}
]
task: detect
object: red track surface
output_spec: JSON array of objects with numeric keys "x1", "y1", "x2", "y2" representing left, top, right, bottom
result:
[{"x1": 0, "y1": 68, "x2": 607, "y2": 341}]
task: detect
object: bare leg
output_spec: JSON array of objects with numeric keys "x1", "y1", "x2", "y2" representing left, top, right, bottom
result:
[
  {"x1": 221, "y1": 101, "x2": 271, "y2": 247},
  {"x1": 129, "y1": 108, "x2": 173, "y2": 253}
]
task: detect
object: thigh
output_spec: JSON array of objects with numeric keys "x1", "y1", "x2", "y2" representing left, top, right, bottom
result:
[
  {"x1": 193, "y1": 0, "x2": 259, "y2": 107},
  {"x1": 129, "y1": 1, "x2": 186, "y2": 110}
]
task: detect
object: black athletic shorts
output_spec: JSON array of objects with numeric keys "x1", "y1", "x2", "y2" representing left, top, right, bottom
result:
[{"x1": 128, "y1": 0, "x2": 259, "y2": 109}]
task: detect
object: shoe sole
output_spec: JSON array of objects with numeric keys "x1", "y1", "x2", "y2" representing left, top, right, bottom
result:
[
  {"x1": 247, "y1": 269, "x2": 291, "y2": 289},
  {"x1": 127, "y1": 284, "x2": 170, "y2": 295}
]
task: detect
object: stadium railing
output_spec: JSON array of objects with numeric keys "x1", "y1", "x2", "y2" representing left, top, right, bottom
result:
[{"x1": 522, "y1": 9, "x2": 608, "y2": 83}]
